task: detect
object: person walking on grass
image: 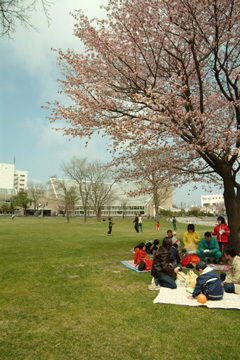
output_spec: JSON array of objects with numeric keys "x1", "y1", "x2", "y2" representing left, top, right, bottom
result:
[
  {"x1": 107, "y1": 217, "x2": 115, "y2": 235},
  {"x1": 172, "y1": 216, "x2": 177, "y2": 230},
  {"x1": 133, "y1": 213, "x2": 139, "y2": 233},
  {"x1": 138, "y1": 214, "x2": 143, "y2": 233}
]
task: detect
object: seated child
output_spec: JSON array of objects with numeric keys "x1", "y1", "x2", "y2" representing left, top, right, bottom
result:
[
  {"x1": 188, "y1": 261, "x2": 223, "y2": 301},
  {"x1": 169, "y1": 243, "x2": 181, "y2": 266},
  {"x1": 134, "y1": 243, "x2": 148, "y2": 265},
  {"x1": 145, "y1": 239, "x2": 159, "y2": 254},
  {"x1": 167, "y1": 229, "x2": 180, "y2": 247}
]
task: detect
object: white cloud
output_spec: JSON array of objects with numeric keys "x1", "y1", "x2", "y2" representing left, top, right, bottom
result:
[
  {"x1": 24, "y1": 115, "x2": 111, "y2": 164},
  {"x1": 1, "y1": 0, "x2": 106, "y2": 101},
  {"x1": 1, "y1": 1, "x2": 111, "y2": 185}
]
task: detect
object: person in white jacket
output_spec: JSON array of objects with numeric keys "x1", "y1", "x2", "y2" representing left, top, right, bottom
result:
[{"x1": 220, "y1": 246, "x2": 240, "y2": 295}]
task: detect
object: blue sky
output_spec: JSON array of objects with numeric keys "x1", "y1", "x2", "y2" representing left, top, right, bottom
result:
[{"x1": 0, "y1": 0, "x2": 222, "y2": 207}]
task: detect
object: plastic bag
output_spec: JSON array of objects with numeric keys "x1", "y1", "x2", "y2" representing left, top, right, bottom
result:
[
  {"x1": 185, "y1": 270, "x2": 198, "y2": 288},
  {"x1": 185, "y1": 243, "x2": 197, "y2": 254}
]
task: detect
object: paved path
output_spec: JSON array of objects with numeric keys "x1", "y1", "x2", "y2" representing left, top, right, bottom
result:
[{"x1": 175, "y1": 216, "x2": 219, "y2": 227}]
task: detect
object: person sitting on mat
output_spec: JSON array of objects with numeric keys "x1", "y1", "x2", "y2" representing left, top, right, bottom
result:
[
  {"x1": 197, "y1": 232, "x2": 222, "y2": 264},
  {"x1": 170, "y1": 243, "x2": 181, "y2": 266},
  {"x1": 220, "y1": 246, "x2": 240, "y2": 295},
  {"x1": 151, "y1": 237, "x2": 179, "y2": 289},
  {"x1": 167, "y1": 229, "x2": 180, "y2": 247},
  {"x1": 134, "y1": 243, "x2": 148, "y2": 265},
  {"x1": 145, "y1": 239, "x2": 159, "y2": 254},
  {"x1": 188, "y1": 261, "x2": 223, "y2": 300},
  {"x1": 183, "y1": 224, "x2": 201, "y2": 251}
]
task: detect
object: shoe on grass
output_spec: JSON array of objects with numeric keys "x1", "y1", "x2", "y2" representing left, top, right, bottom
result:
[{"x1": 148, "y1": 284, "x2": 161, "y2": 291}]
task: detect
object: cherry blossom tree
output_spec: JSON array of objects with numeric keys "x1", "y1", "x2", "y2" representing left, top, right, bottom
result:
[{"x1": 47, "y1": 0, "x2": 240, "y2": 251}]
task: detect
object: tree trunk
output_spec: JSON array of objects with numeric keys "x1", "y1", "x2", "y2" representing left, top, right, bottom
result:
[
  {"x1": 67, "y1": 211, "x2": 70, "y2": 223},
  {"x1": 153, "y1": 191, "x2": 160, "y2": 221},
  {"x1": 97, "y1": 208, "x2": 101, "y2": 222},
  {"x1": 223, "y1": 173, "x2": 240, "y2": 253},
  {"x1": 83, "y1": 205, "x2": 87, "y2": 222}
]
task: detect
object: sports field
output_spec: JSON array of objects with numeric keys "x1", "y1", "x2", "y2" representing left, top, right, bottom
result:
[{"x1": 0, "y1": 217, "x2": 239, "y2": 359}]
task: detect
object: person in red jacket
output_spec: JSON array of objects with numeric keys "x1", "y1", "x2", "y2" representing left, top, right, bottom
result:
[
  {"x1": 134, "y1": 243, "x2": 148, "y2": 265},
  {"x1": 212, "y1": 216, "x2": 230, "y2": 254}
]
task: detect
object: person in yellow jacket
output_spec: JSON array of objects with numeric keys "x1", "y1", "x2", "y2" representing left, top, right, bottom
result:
[{"x1": 183, "y1": 224, "x2": 201, "y2": 250}]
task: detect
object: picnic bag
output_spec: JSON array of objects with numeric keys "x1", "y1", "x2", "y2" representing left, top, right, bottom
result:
[
  {"x1": 137, "y1": 259, "x2": 153, "y2": 271},
  {"x1": 186, "y1": 270, "x2": 198, "y2": 288},
  {"x1": 181, "y1": 254, "x2": 200, "y2": 267},
  {"x1": 138, "y1": 261, "x2": 146, "y2": 271}
]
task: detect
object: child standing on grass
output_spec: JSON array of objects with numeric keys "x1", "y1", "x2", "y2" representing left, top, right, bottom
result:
[
  {"x1": 156, "y1": 221, "x2": 160, "y2": 230},
  {"x1": 107, "y1": 217, "x2": 115, "y2": 235}
]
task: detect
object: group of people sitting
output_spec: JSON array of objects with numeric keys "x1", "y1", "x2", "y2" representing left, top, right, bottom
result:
[
  {"x1": 151, "y1": 237, "x2": 240, "y2": 300},
  {"x1": 182, "y1": 216, "x2": 230, "y2": 264},
  {"x1": 133, "y1": 216, "x2": 240, "y2": 300}
]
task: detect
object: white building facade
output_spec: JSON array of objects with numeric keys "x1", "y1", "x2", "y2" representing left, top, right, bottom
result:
[
  {"x1": 0, "y1": 163, "x2": 28, "y2": 192},
  {"x1": 0, "y1": 163, "x2": 15, "y2": 189},
  {"x1": 49, "y1": 177, "x2": 172, "y2": 218},
  {"x1": 14, "y1": 170, "x2": 28, "y2": 192},
  {"x1": 201, "y1": 194, "x2": 224, "y2": 207}
]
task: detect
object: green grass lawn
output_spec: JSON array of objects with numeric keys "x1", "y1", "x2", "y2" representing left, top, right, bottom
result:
[{"x1": 0, "y1": 217, "x2": 239, "y2": 360}]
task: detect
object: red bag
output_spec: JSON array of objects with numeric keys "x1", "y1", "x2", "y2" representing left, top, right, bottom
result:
[
  {"x1": 143, "y1": 259, "x2": 153, "y2": 270},
  {"x1": 181, "y1": 254, "x2": 200, "y2": 267}
]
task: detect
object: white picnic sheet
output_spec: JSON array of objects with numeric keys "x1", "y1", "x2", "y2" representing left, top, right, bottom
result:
[{"x1": 153, "y1": 286, "x2": 240, "y2": 310}]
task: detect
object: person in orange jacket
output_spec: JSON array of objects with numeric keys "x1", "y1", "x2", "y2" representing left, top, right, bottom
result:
[
  {"x1": 134, "y1": 243, "x2": 148, "y2": 264},
  {"x1": 212, "y1": 216, "x2": 230, "y2": 253}
]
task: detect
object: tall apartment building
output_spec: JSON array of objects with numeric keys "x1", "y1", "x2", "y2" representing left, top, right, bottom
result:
[
  {"x1": 0, "y1": 163, "x2": 28, "y2": 192},
  {"x1": 14, "y1": 170, "x2": 28, "y2": 192}
]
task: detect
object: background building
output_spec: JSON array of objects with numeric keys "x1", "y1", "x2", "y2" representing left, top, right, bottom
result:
[
  {"x1": 49, "y1": 177, "x2": 172, "y2": 218},
  {"x1": 0, "y1": 163, "x2": 15, "y2": 189},
  {"x1": 0, "y1": 162, "x2": 28, "y2": 192},
  {"x1": 201, "y1": 194, "x2": 224, "y2": 207},
  {"x1": 14, "y1": 170, "x2": 28, "y2": 192}
]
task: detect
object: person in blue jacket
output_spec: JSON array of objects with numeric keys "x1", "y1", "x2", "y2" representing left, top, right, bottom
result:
[{"x1": 188, "y1": 261, "x2": 223, "y2": 300}]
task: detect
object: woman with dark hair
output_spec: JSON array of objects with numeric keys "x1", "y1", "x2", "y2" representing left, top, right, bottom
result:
[
  {"x1": 183, "y1": 223, "x2": 201, "y2": 250},
  {"x1": 212, "y1": 216, "x2": 230, "y2": 253},
  {"x1": 134, "y1": 243, "x2": 148, "y2": 265},
  {"x1": 151, "y1": 237, "x2": 178, "y2": 289}
]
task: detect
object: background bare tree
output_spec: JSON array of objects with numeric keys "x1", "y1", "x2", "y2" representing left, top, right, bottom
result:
[
  {"x1": 61, "y1": 157, "x2": 92, "y2": 222},
  {"x1": 62, "y1": 157, "x2": 115, "y2": 222},
  {"x1": 87, "y1": 161, "x2": 115, "y2": 222},
  {"x1": 116, "y1": 150, "x2": 174, "y2": 220},
  {"x1": 0, "y1": 0, "x2": 53, "y2": 37},
  {"x1": 27, "y1": 181, "x2": 46, "y2": 215},
  {"x1": 53, "y1": 178, "x2": 78, "y2": 223}
]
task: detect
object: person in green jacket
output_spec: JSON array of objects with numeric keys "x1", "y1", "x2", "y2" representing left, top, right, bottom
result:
[{"x1": 197, "y1": 232, "x2": 222, "y2": 264}]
